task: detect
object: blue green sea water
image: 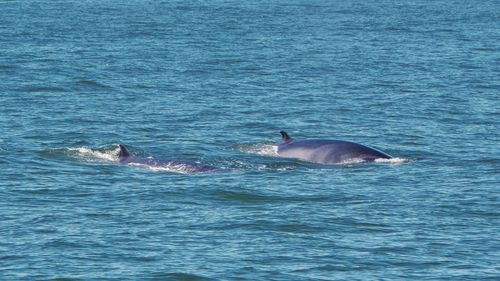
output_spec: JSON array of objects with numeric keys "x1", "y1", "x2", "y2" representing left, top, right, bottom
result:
[{"x1": 1, "y1": 0, "x2": 499, "y2": 280}]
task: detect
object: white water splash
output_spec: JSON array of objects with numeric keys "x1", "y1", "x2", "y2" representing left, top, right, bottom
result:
[
  {"x1": 128, "y1": 162, "x2": 210, "y2": 174},
  {"x1": 239, "y1": 144, "x2": 278, "y2": 157},
  {"x1": 338, "y1": 158, "x2": 367, "y2": 165},
  {"x1": 67, "y1": 146, "x2": 119, "y2": 162},
  {"x1": 375, "y1": 157, "x2": 409, "y2": 164}
]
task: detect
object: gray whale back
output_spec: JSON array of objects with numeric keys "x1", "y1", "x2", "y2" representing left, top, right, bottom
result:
[
  {"x1": 118, "y1": 144, "x2": 221, "y2": 173},
  {"x1": 277, "y1": 131, "x2": 392, "y2": 164}
]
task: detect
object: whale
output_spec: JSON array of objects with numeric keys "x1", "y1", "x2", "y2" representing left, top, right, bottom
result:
[
  {"x1": 276, "y1": 131, "x2": 392, "y2": 164},
  {"x1": 118, "y1": 144, "x2": 222, "y2": 173}
]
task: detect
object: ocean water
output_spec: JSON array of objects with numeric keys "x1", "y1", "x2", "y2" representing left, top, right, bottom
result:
[{"x1": 1, "y1": 0, "x2": 499, "y2": 280}]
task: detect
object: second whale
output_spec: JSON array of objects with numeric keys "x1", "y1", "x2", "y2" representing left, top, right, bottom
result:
[{"x1": 277, "y1": 131, "x2": 392, "y2": 164}]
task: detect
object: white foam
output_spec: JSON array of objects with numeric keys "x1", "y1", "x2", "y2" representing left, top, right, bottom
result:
[
  {"x1": 67, "y1": 146, "x2": 119, "y2": 162},
  {"x1": 128, "y1": 162, "x2": 205, "y2": 174},
  {"x1": 239, "y1": 144, "x2": 278, "y2": 157},
  {"x1": 375, "y1": 157, "x2": 409, "y2": 164},
  {"x1": 338, "y1": 158, "x2": 367, "y2": 165}
]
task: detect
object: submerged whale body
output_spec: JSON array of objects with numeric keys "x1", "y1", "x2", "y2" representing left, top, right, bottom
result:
[
  {"x1": 118, "y1": 144, "x2": 221, "y2": 173},
  {"x1": 277, "y1": 131, "x2": 392, "y2": 164}
]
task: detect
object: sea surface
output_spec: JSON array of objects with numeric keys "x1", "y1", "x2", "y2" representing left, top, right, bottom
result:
[{"x1": 1, "y1": 0, "x2": 499, "y2": 280}]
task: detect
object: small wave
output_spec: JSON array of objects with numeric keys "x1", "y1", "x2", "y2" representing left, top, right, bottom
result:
[
  {"x1": 76, "y1": 79, "x2": 109, "y2": 89},
  {"x1": 0, "y1": 64, "x2": 16, "y2": 71},
  {"x1": 216, "y1": 190, "x2": 278, "y2": 202},
  {"x1": 21, "y1": 86, "x2": 67, "y2": 93},
  {"x1": 151, "y1": 272, "x2": 215, "y2": 281},
  {"x1": 238, "y1": 143, "x2": 278, "y2": 157}
]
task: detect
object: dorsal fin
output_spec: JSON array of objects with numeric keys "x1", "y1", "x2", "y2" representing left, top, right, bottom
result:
[
  {"x1": 280, "y1": 131, "x2": 292, "y2": 142},
  {"x1": 119, "y1": 144, "x2": 131, "y2": 158}
]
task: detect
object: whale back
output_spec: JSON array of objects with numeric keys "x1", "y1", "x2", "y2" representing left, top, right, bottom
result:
[
  {"x1": 117, "y1": 144, "x2": 221, "y2": 173},
  {"x1": 277, "y1": 132, "x2": 391, "y2": 164}
]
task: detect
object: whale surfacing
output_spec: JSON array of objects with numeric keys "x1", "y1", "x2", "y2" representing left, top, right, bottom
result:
[
  {"x1": 118, "y1": 144, "x2": 222, "y2": 173},
  {"x1": 277, "y1": 131, "x2": 392, "y2": 164}
]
